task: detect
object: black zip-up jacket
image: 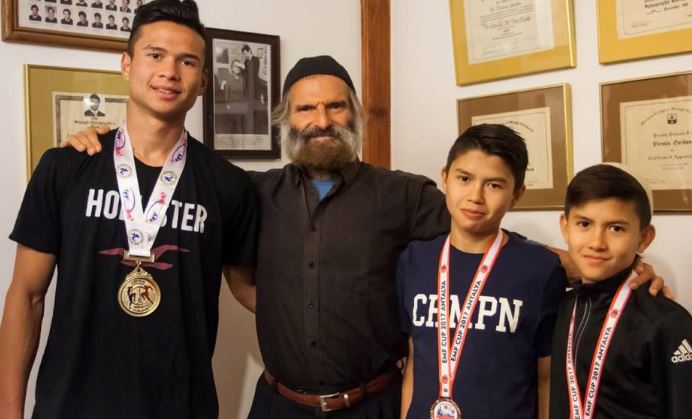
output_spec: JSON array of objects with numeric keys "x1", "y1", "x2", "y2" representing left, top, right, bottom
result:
[{"x1": 550, "y1": 269, "x2": 692, "y2": 419}]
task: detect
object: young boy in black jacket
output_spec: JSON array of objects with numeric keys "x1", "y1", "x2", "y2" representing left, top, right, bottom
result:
[{"x1": 550, "y1": 163, "x2": 692, "y2": 419}]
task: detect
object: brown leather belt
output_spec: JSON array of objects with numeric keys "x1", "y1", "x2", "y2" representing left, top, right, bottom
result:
[{"x1": 263, "y1": 369, "x2": 399, "y2": 412}]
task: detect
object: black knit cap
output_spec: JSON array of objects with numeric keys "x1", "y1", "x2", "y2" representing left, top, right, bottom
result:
[{"x1": 282, "y1": 55, "x2": 355, "y2": 97}]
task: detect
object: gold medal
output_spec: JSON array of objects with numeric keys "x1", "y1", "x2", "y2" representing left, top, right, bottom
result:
[
  {"x1": 118, "y1": 262, "x2": 160, "y2": 317},
  {"x1": 430, "y1": 398, "x2": 461, "y2": 419}
]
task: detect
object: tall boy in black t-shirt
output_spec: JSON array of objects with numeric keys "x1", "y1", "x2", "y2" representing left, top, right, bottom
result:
[
  {"x1": 550, "y1": 164, "x2": 692, "y2": 419},
  {"x1": 0, "y1": 1, "x2": 258, "y2": 418}
]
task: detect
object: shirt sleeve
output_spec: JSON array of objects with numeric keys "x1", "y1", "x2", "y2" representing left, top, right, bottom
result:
[
  {"x1": 221, "y1": 170, "x2": 259, "y2": 269},
  {"x1": 534, "y1": 259, "x2": 567, "y2": 357},
  {"x1": 649, "y1": 309, "x2": 692, "y2": 419},
  {"x1": 409, "y1": 177, "x2": 450, "y2": 241},
  {"x1": 397, "y1": 247, "x2": 413, "y2": 335},
  {"x1": 9, "y1": 150, "x2": 62, "y2": 255}
]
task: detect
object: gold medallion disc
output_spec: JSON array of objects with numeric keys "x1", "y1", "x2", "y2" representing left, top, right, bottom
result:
[{"x1": 118, "y1": 265, "x2": 160, "y2": 317}]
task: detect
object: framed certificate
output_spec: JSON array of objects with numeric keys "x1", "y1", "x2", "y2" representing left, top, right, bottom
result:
[
  {"x1": 24, "y1": 65, "x2": 129, "y2": 178},
  {"x1": 202, "y1": 27, "x2": 280, "y2": 159},
  {"x1": 601, "y1": 71, "x2": 692, "y2": 212},
  {"x1": 597, "y1": 1, "x2": 692, "y2": 64},
  {"x1": 457, "y1": 84, "x2": 573, "y2": 210},
  {"x1": 449, "y1": 0, "x2": 576, "y2": 86},
  {"x1": 3, "y1": 0, "x2": 148, "y2": 52}
]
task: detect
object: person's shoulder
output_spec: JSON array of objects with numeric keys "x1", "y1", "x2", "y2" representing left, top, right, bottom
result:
[
  {"x1": 631, "y1": 286, "x2": 692, "y2": 324},
  {"x1": 247, "y1": 164, "x2": 292, "y2": 186},
  {"x1": 400, "y1": 233, "x2": 446, "y2": 264},
  {"x1": 360, "y1": 162, "x2": 434, "y2": 183},
  {"x1": 505, "y1": 231, "x2": 561, "y2": 264}
]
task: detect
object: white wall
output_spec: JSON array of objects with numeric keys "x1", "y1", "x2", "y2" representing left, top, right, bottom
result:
[
  {"x1": 0, "y1": 1, "x2": 360, "y2": 418},
  {"x1": 391, "y1": 1, "x2": 692, "y2": 312}
]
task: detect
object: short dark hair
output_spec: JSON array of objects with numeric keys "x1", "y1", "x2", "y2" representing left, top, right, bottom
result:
[
  {"x1": 565, "y1": 164, "x2": 652, "y2": 229},
  {"x1": 31, "y1": 4, "x2": 38, "y2": 10},
  {"x1": 79, "y1": 11, "x2": 86, "y2": 17},
  {"x1": 445, "y1": 124, "x2": 528, "y2": 191},
  {"x1": 94, "y1": 12, "x2": 101, "y2": 18},
  {"x1": 89, "y1": 93, "x2": 100, "y2": 101},
  {"x1": 127, "y1": 0, "x2": 206, "y2": 57},
  {"x1": 241, "y1": 44, "x2": 251, "y2": 53}
]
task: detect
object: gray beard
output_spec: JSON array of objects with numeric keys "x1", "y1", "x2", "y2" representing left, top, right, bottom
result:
[{"x1": 285, "y1": 124, "x2": 359, "y2": 171}]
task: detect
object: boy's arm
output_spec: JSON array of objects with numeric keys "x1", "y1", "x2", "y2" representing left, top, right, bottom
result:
[
  {"x1": 537, "y1": 356, "x2": 550, "y2": 419},
  {"x1": 401, "y1": 336, "x2": 414, "y2": 419},
  {"x1": 223, "y1": 265, "x2": 256, "y2": 313},
  {"x1": 0, "y1": 245, "x2": 56, "y2": 419}
]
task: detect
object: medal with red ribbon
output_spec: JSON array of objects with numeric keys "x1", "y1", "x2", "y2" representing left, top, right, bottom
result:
[
  {"x1": 431, "y1": 231, "x2": 504, "y2": 419},
  {"x1": 565, "y1": 270, "x2": 636, "y2": 419}
]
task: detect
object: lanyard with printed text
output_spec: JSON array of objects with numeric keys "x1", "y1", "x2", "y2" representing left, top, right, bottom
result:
[
  {"x1": 113, "y1": 124, "x2": 187, "y2": 259},
  {"x1": 437, "y1": 231, "x2": 503, "y2": 399},
  {"x1": 565, "y1": 270, "x2": 636, "y2": 419}
]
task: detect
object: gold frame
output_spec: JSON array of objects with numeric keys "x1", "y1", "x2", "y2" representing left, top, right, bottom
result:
[
  {"x1": 597, "y1": 1, "x2": 692, "y2": 64},
  {"x1": 600, "y1": 71, "x2": 692, "y2": 212},
  {"x1": 457, "y1": 84, "x2": 573, "y2": 210},
  {"x1": 24, "y1": 65, "x2": 129, "y2": 179},
  {"x1": 449, "y1": 0, "x2": 576, "y2": 86},
  {"x1": 2, "y1": 0, "x2": 137, "y2": 52}
]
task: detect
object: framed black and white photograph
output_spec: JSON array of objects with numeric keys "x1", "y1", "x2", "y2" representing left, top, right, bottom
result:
[{"x1": 202, "y1": 27, "x2": 280, "y2": 159}]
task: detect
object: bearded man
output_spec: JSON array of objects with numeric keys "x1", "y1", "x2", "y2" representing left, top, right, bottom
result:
[{"x1": 239, "y1": 55, "x2": 450, "y2": 418}]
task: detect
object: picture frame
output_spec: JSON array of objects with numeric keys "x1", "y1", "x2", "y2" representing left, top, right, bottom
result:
[
  {"x1": 597, "y1": 1, "x2": 692, "y2": 64},
  {"x1": 2, "y1": 0, "x2": 147, "y2": 52},
  {"x1": 202, "y1": 27, "x2": 280, "y2": 159},
  {"x1": 600, "y1": 71, "x2": 692, "y2": 212},
  {"x1": 457, "y1": 84, "x2": 573, "y2": 210},
  {"x1": 448, "y1": 0, "x2": 576, "y2": 86},
  {"x1": 24, "y1": 64, "x2": 129, "y2": 178}
]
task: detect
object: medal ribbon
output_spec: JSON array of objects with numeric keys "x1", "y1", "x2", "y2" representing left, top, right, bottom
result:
[
  {"x1": 437, "y1": 231, "x2": 503, "y2": 399},
  {"x1": 113, "y1": 124, "x2": 187, "y2": 258},
  {"x1": 565, "y1": 270, "x2": 636, "y2": 419}
]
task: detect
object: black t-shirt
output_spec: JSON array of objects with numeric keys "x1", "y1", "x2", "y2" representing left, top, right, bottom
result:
[{"x1": 11, "y1": 130, "x2": 259, "y2": 419}]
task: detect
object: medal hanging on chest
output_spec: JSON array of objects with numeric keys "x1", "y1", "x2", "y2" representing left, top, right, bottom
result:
[
  {"x1": 430, "y1": 397, "x2": 461, "y2": 419},
  {"x1": 118, "y1": 261, "x2": 161, "y2": 317},
  {"x1": 431, "y1": 232, "x2": 503, "y2": 419},
  {"x1": 565, "y1": 270, "x2": 635, "y2": 419},
  {"x1": 113, "y1": 125, "x2": 187, "y2": 317}
]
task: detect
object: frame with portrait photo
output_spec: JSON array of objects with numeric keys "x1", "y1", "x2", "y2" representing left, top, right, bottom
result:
[
  {"x1": 456, "y1": 84, "x2": 573, "y2": 210},
  {"x1": 2, "y1": 0, "x2": 146, "y2": 52},
  {"x1": 24, "y1": 65, "x2": 129, "y2": 179},
  {"x1": 601, "y1": 71, "x2": 692, "y2": 212},
  {"x1": 202, "y1": 27, "x2": 280, "y2": 159}
]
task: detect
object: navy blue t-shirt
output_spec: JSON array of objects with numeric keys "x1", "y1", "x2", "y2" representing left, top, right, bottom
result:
[{"x1": 398, "y1": 232, "x2": 566, "y2": 419}]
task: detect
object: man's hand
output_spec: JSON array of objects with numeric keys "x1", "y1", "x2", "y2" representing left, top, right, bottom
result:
[
  {"x1": 58, "y1": 125, "x2": 109, "y2": 155},
  {"x1": 629, "y1": 259, "x2": 673, "y2": 299}
]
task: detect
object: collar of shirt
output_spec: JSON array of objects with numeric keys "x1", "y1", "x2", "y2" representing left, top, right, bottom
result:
[
  {"x1": 573, "y1": 266, "x2": 632, "y2": 309},
  {"x1": 287, "y1": 159, "x2": 361, "y2": 188}
]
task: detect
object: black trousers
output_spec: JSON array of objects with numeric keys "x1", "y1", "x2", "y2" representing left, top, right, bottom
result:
[{"x1": 246, "y1": 373, "x2": 401, "y2": 419}]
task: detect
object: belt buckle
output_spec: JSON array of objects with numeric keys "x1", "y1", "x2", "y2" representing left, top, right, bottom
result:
[{"x1": 318, "y1": 392, "x2": 342, "y2": 412}]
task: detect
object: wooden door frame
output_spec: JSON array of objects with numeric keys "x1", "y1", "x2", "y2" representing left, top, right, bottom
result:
[{"x1": 360, "y1": 0, "x2": 390, "y2": 169}]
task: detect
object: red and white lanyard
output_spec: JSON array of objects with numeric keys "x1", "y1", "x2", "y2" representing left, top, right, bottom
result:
[
  {"x1": 437, "y1": 231, "x2": 503, "y2": 398},
  {"x1": 565, "y1": 270, "x2": 636, "y2": 419},
  {"x1": 113, "y1": 124, "x2": 187, "y2": 258}
]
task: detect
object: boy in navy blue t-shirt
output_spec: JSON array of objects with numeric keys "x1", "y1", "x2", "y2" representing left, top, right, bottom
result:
[{"x1": 398, "y1": 124, "x2": 566, "y2": 419}]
